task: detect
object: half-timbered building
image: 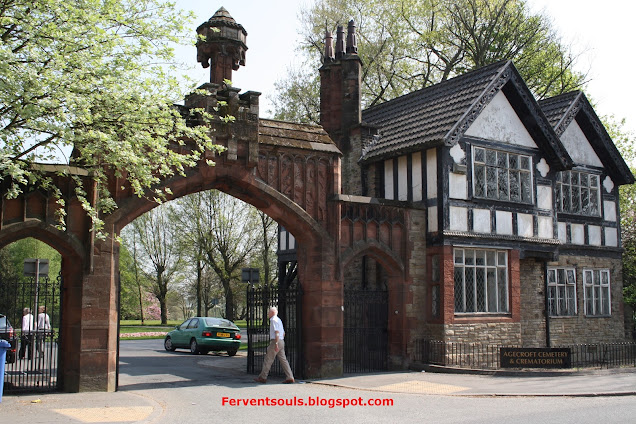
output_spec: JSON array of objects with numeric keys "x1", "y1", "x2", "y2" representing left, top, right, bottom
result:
[{"x1": 315, "y1": 21, "x2": 634, "y2": 351}]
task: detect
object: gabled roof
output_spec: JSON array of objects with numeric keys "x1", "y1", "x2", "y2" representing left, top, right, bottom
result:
[
  {"x1": 539, "y1": 92, "x2": 634, "y2": 185},
  {"x1": 360, "y1": 61, "x2": 572, "y2": 170}
]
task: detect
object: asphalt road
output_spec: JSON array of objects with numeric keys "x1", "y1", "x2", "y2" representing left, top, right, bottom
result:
[{"x1": 115, "y1": 340, "x2": 636, "y2": 424}]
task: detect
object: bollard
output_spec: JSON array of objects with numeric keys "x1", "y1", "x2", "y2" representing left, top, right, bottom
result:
[{"x1": 0, "y1": 339, "x2": 9, "y2": 402}]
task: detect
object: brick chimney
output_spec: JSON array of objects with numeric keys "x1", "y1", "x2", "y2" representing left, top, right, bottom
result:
[
  {"x1": 320, "y1": 21, "x2": 362, "y2": 151},
  {"x1": 320, "y1": 20, "x2": 363, "y2": 194}
]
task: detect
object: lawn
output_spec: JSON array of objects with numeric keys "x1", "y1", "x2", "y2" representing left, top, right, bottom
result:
[{"x1": 119, "y1": 319, "x2": 247, "y2": 340}]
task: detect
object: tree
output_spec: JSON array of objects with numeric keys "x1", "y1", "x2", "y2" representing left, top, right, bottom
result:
[
  {"x1": 195, "y1": 191, "x2": 260, "y2": 321},
  {"x1": 273, "y1": 0, "x2": 586, "y2": 123},
  {"x1": 130, "y1": 206, "x2": 183, "y2": 324},
  {"x1": 118, "y1": 232, "x2": 153, "y2": 321},
  {"x1": 0, "y1": 0, "x2": 222, "y2": 237},
  {"x1": 608, "y1": 116, "x2": 636, "y2": 337},
  {"x1": 257, "y1": 210, "x2": 279, "y2": 289}
]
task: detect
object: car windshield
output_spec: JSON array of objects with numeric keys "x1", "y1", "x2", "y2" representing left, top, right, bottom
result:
[
  {"x1": 203, "y1": 318, "x2": 235, "y2": 328},
  {"x1": 0, "y1": 315, "x2": 10, "y2": 329}
]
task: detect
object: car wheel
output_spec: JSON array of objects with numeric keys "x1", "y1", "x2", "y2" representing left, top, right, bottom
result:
[
  {"x1": 227, "y1": 349, "x2": 238, "y2": 357},
  {"x1": 164, "y1": 337, "x2": 176, "y2": 351},
  {"x1": 190, "y1": 339, "x2": 200, "y2": 355}
]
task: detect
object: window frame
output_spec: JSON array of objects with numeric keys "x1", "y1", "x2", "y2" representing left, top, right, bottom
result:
[
  {"x1": 453, "y1": 248, "x2": 509, "y2": 314},
  {"x1": 547, "y1": 267, "x2": 577, "y2": 317},
  {"x1": 583, "y1": 269, "x2": 611, "y2": 316},
  {"x1": 472, "y1": 146, "x2": 534, "y2": 204},
  {"x1": 555, "y1": 170, "x2": 601, "y2": 217}
]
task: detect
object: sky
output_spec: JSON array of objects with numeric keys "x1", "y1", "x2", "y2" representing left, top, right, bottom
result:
[{"x1": 175, "y1": 0, "x2": 636, "y2": 136}]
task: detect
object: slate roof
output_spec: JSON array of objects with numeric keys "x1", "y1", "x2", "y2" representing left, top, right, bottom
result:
[
  {"x1": 538, "y1": 91, "x2": 581, "y2": 132},
  {"x1": 360, "y1": 60, "x2": 572, "y2": 170},
  {"x1": 539, "y1": 92, "x2": 634, "y2": 185},
  {"x1": 259, "y1": 119, "x2": 340, "y2": 154}
]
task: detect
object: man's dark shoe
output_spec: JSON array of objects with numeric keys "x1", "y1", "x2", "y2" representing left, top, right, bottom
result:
[
  {"x1": 254, "y1": 377, "x2": 267, "y2": 383},
  {"x1": 282, "y1": 379, "x2": 295, "y2": 384}
]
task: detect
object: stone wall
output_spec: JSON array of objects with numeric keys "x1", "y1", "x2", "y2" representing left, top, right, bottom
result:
[
  {"x1": 443, "y1": 323, "x2": 522, "y2": 345},
  {"x1": 520, "y1": 255, "x2": 626, "y2": 346},
  {"x1": 520, "y1": 257, "x2": 548, "y2": 346}
]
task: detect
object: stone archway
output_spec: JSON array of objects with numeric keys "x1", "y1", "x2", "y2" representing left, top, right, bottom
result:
[{"x1": 340, "y1": 239, "x2": 408, "y2": 371}]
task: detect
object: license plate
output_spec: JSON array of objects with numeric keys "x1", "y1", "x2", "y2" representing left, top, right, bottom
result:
[{"x1": 216, "y1": 332, "x2": 230, "y2": 338}]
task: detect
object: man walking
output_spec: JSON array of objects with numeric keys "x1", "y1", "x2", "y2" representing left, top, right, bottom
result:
[
  {"x1": 36, "y1": 305, "x2": 51, "y2": 356},
  {"x1": 254, "y1": 306, "x2": 294, "y2": 384},
  {"x1": 19, "y1": 308, "x2": 34, "y2": 359}
]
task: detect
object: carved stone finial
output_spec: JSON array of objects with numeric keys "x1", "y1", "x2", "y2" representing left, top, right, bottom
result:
[
  {"x1": 196, "y1": 7, "x2": 248, "y2": 84},
  {"x1": 346, "y1": 20, "x2": 358, "y2": 55},
  {"x1": 335, "y1": 25, "x2": 345, "y2": 59},
  {"x1": 324, "y1": 30, "x2": 335, "y2": 62}
]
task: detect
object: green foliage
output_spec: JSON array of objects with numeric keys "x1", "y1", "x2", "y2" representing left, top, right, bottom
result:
[
  {"x1": 274, "y1": 0, "x2": 586, "y2": 122},
  {"x1": 0, "y1": 0, "x2": 222, "y2": 238},
  {"x1": 605, "y1": 115, "x2": 636, "y2": 331}
]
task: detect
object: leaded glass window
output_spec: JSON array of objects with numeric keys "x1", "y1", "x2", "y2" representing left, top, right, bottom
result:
[
  {"x1": 547, "y1": 268, "x2": 577, "y2": 316},
  {"x1": 473, "y1": 147, "x2": 533, "y2": 203},
  {"x1": 454, "y1": 248, "x2": 508, "y2": 313},
  {"x1": 555, "y1": 171, "x2": 600, "y2": 216},
  {"x1": 583, "y1": 269, "x2": 611, "y2": 316}
]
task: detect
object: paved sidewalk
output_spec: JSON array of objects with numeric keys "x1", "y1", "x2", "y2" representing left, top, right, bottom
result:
[
  {"x1": 308, "y1": 367, "x2": 636, "y2": 397},
  {"x1": 1, "y1": 364, "x2": 634, "y2": 423}
]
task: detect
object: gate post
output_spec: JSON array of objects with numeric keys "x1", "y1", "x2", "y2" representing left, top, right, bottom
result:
[
  {"x1": 61, "y1": 235, "x2": 119, "y2": 392},
  {"x1": 299, "y1": 243, "x2": 343, "y2": 378}
]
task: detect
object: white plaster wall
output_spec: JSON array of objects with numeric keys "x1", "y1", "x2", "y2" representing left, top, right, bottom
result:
[
  {"x1": 605, "y1": 227, "x2": 618, "y2": 247},
  {"x1": 279, "y1": 230, "x2": 287, "y2": 251},
  {"x1": 560, "y1": 120, "x2": 603, "y2": 167},
  {"x1": 450, "y1": 206, "x2": 468, "y2": 231},
  {"x1": 427, "y1": 148, "x2": 437, "y2": 199},
  {"x1": 571, "y1": 223, "x2": 585, "y2": 245},
  {"x1": 449, "y1": 173, "x2": 467, "y2": 199},
  {"x1": 537, "y1": 185, "x2": 553, "y2": 210},
  {"x1": 428, "y1": 206, "x2": 438, "y2": 232},
  {"x1": 465, "y1": 91, "x2": 537, "y2": 148},
  {"x1": 496, "y1": 211, "x2": 513, "y2": 235},
  {"x1": 588, "y1": 225, "x2": 601, "y2": 246},
  {"x1": 603, "y1": 200, "x2": 617, "y2": 222},
  {"x1": 538, "y1": 216, "x2": 553, "y2": 239},
  {"x1": 398, "y1": 155, "x2": 408, "y2": 201},
  {"x1": 558, "y1": 222, "x2": 567, "y2": 243},
  {"x1": 473, "y1": 209, "x2": 491, "y2": 233},
  {"x1": 384, "y1": 159, "x2": 394, "y2": 200},
  {"x1": 517, "y1": 213, "x2": 534, "y2": 238},
  {"x1": 412, "y1": 152, "x2": 423, "y2": 201}
]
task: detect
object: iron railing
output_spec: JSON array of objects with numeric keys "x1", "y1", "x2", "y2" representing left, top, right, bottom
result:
[
  {"x1": 246, "y1": 282, "x2": 303, "y2": 379},
  {"x1": 1, "y1": 273, "x2": 61, "y2": 393},
  {"x1": 416, "y1": 340, "x2": 636, "y2": 370},
  {"x1": 344, "y1": 288, "x2": 388, "y2": 373}
]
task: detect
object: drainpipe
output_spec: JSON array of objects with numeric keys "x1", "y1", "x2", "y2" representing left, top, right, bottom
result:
[{"x1": 543, "y1": 261, "x2": 551, "y2": 348}]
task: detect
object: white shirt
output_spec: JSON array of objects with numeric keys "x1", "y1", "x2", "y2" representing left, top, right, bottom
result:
[
  {"x1": 22, "y1": 313, "x2": 34, "y2": 333},
  {"x1": 37, "y1": 312, "x2": 51, "y2": 331},
  {"x1": 269, "y1": 315, "x2": 285, "y2": 341}
]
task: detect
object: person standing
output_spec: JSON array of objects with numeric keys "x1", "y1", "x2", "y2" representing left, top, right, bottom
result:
[
  {"x1": 36, "y1": 305, "x2": 51, "y2": 356},
  {"x1": 19, "y1": 308, "x2": 34, "y2": 359},
  {"x1": 254, "y1": 306, "x2": 294, "y2": 384}
]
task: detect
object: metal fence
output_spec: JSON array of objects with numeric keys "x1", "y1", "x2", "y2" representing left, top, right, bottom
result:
[
  {"x1": 246, "y1": 282, "x2": 303, "y2": 379},
  {"x1": 1, "y1": 273, "x2": 61, "y2": 393},
  {"x1": 416, "y1": 340, "x2": 636, "y2": 370},
  {"x1": 344, "y1": 288, "x2": 388, "y2": 373}
]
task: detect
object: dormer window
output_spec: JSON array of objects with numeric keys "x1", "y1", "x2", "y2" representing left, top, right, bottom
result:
[
  {"x1": 473, "y1": 147, "x2": 533, "y2": 204},
  {"x1": 555, "y1": 171, "x2": 600, "y2": 216}
]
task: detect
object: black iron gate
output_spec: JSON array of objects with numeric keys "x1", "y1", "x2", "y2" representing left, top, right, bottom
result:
[
  {"x1": 0, "y1": 273, "x2": 62, "y2": 393},
  {"x1": 344, "y1": 288, "x2": 388, "y2": 373},
  {"x1": 246, "y1": 279, "x2": 303, "y2": 379}
]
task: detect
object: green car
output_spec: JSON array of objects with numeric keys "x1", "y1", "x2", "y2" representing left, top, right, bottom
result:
[{"x1": 164, "y1": 317, "x2": 241, "y2": 356}]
